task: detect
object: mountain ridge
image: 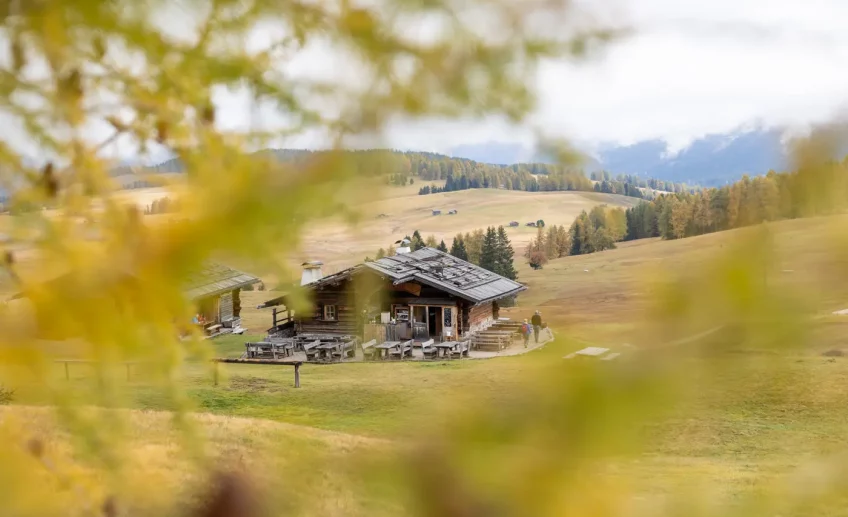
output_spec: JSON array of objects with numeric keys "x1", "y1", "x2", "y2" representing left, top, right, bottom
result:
[
  {"x1": 111, "y1": 128, "x2": 840, "y2": 188},
  {"x1": 447, "y1": 128, "x2": 792, "y2": 186}
]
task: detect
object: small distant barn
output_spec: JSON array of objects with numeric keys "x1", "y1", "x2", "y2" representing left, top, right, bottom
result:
[
  {"x1": 508, "y1": 221, "x2": 519, "y2": 227},
  {"x1": 525, "y1": 221, "x2": 537, "y2": 227},
  {"x1": 10, "y1": 261, "x2": 260, "y2": 339},
  {"x1": 432, "y1": 210, "x2": 441, "y2": 216},
  {"x1": 183, "y1": 263, "x2": 262, "y2": 332},
  {"x1": 448, "y1": 209, "x2": 458, "y2": 215}
]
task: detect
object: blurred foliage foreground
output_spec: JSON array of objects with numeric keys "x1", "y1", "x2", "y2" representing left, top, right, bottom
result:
[{"x1": 0, "y1": 1, "x2": 846, "y2": 516}]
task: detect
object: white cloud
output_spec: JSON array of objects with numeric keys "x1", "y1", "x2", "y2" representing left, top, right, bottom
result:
[
  {"x1": 327, "y1": 0, "x2": 848, "y2": 154},
  {"x1": 13, "y1": 0, "x2": 848, "y2": 161}
]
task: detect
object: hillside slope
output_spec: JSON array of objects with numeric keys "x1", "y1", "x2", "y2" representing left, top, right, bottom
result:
[
  {"x1": 519, "y1": 213, "x2": 848, "y2": 343},
  {"x1": 298, "y1": 187, "x2": 642, "y2": 272},
  {"x1": 0, "y1": 405, "x2": 383, "y2": 516}
]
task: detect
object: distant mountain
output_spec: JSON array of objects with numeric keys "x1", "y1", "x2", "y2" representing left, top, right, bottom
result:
[
  {"x1": 448, "y1": 129, "x2": 794, "y2": 186},
  {"x1": 598, "y1": 129, "x2": 790, "y2": 186},
  {"x1": 110, "y1": 127, "x2": 836, "y2": 189}
]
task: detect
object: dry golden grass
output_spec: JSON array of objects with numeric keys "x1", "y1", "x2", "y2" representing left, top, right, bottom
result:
[
  {"x1": 0, "y1": 405, "x2": 390, "y2": 517},
  {"x1": 296, "y1": 186, "x2": 641, "y2": 273},
  {"x1": 0, "y1": 185, "x2": 640, "y2": 293}
]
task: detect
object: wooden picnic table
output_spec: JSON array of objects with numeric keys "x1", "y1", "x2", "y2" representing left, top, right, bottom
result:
[
  {"x1": 315, "y1": 343, "x2": 337, "y2": 361},
  {"x1": 434, "y1": 341, "x2": 459, "y2": 359},
  {"x1": 315, "y1": 341, "x2": 354, "y2": 361},
  {"x1": 375, "y1": 341, "x2": 400, "y2": 360}
]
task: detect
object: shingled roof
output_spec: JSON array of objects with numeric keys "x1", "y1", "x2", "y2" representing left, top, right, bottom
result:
[
  {"x1": 10, "y1": 261, "x2": 260, "y2": 302},
  {"x1": 183, "y1": 262, "x2": 261, "y2": 300},
  {"x1": 267, "y1": 248, "x2": 525, "y2": 307},
  {"x1": 364, "y1": 248, "x2": 526, "y2": 304}
]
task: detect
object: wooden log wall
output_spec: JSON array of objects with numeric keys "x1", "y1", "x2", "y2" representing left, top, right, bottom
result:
[
  {"x1": 233, "y1": 289, "x2": 242, "y2": 317},
  {"x1": 466, "y1": 302, "x2": 495, "y2": 334},
  {"x1": 220, "y1": 292, "x2": 234, "y2": 321},
  {"x1": 296, "y1": 287, "x2": 359, "y2": 335}
]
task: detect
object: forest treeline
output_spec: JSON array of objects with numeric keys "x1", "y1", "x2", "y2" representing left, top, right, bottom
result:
[
  {"x1": 415, "y1": 160, "x2": 692, "y2": 198},
  {"x1": 523, "y1": 205, "x2": 627, "y2": 268},
  {"x1": 132, "y1": 147, "x2": 693, "y2": 199},
  {"x1": 625, "y1": 159, "x2": 848, "y2": 241}
]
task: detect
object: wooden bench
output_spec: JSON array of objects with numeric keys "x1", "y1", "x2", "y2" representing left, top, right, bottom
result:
[
  {"x1": 303, "y1": 340, "x2": 322, "y2": 361},
  {"x1": 450, "y1": 340, "x2": 470, "y2": 359},
  {"x1": 214, "y1": 358, "x2": 303, "y2": 388},
  {"x1": 331, "y1": 340, "x2": 358, "y2": 361},
  {"x1": 389, "y1": 340, "x2": 414, "y2": 360},
  {"x1": 472, "y1": 334, "x2": 510, "y2": 351},
  {"x1": 245, "y1": 342, "x2": 272, "y2": 358},
  {"x1": 420, "y1": 339, "x2": 437, "y2": 359},
  {"x1": 206, "y1": 324, "x2": 223, "y2": 334},
  {"x1": 361, "y1": 339, "x2": 378, "y2": 361}
]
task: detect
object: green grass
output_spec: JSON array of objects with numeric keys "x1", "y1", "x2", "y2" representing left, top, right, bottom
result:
[{"x1": 7, "y1": 213, "x2": 848, "y2": 510}]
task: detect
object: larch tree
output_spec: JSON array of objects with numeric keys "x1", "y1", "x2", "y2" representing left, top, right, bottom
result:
[{"x1": 465, "y1": 228, "x2": 485, "y2": 265}]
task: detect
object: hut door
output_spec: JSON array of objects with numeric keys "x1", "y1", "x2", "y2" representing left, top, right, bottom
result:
[
  {"x1": 219, "y1": 292, "x2": 234, "y2": 322},
  {"x1": 427, "y1": 307, "x2": 443, "y2": 339}
]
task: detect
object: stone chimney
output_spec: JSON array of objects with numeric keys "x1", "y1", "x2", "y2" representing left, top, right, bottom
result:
[{"x1": 301, "y1": 261, "x2": 324, "y2": 286}]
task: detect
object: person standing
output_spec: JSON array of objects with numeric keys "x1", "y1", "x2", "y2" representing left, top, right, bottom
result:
[
  {"x1": 521, "y1": 319, "x2": 531, "y2": 348},
  {"x1": 531, "y1": 310, "x2": 542, "y2": 343}
]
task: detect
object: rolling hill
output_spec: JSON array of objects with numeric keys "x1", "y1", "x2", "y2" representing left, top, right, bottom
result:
[
  {"x1": 5, "y1": 213, "x2": 848, "y2": 516},
  {"x1": 296, "y1": 186, "x2": 642, "y2": 273}
]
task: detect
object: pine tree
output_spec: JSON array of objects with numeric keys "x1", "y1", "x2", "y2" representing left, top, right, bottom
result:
[
  {"x1": 450, "y1": 235, "x2": 468, "y2": 261},
  {"x1": 569, "y1": 212, "x2": 589, "y2": 255},
  {"x1": 411, "y1": 230, "x2": 425, "y2": 250},
  {"x1": 495, "y1": 226, "x2": 517, "y2": 280},
  {"x1": 479, "y1": 227, "x2": 498, "y2": 272},
  {"x1": 425, "y1": 234, "x2": 437, "y2": 248},
  {"x1": 376, "y1": 247, "x2": 386, "y2": 259},
  {"x1": 437, "y1": 240, "x2": 448, "y2": 252},
  {"x1": 386, "y1": 245, "x2": 396, "y2": 256}
]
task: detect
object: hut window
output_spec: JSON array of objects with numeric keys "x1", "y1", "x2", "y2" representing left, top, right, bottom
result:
[{"x1": 323, "y1": 305, "x2": 337, "y2": 321}]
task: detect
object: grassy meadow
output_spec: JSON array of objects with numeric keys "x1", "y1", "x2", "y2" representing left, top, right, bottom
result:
[
  {"x1": 0, "y1": 184, "x2": 640, "y2": 291},
  {"x1": 297, "y1": 186, "x2": 642, "y2": 273},
  {"x1": 3, "y1": 195, "x2": 848, "y2": 514}
]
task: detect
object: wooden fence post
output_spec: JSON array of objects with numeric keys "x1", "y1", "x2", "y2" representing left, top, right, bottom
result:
[{"x1": 294, "y1": 363, "x2": 300, "y2": 388}]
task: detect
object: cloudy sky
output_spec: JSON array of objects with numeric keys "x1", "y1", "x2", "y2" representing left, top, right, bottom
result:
[
  {"x1": 86, "y1": 0, "x2": 848, "y2": 161},
  {"x1": 364, "y1": 0, "x2": 848, "y2": 156}
]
